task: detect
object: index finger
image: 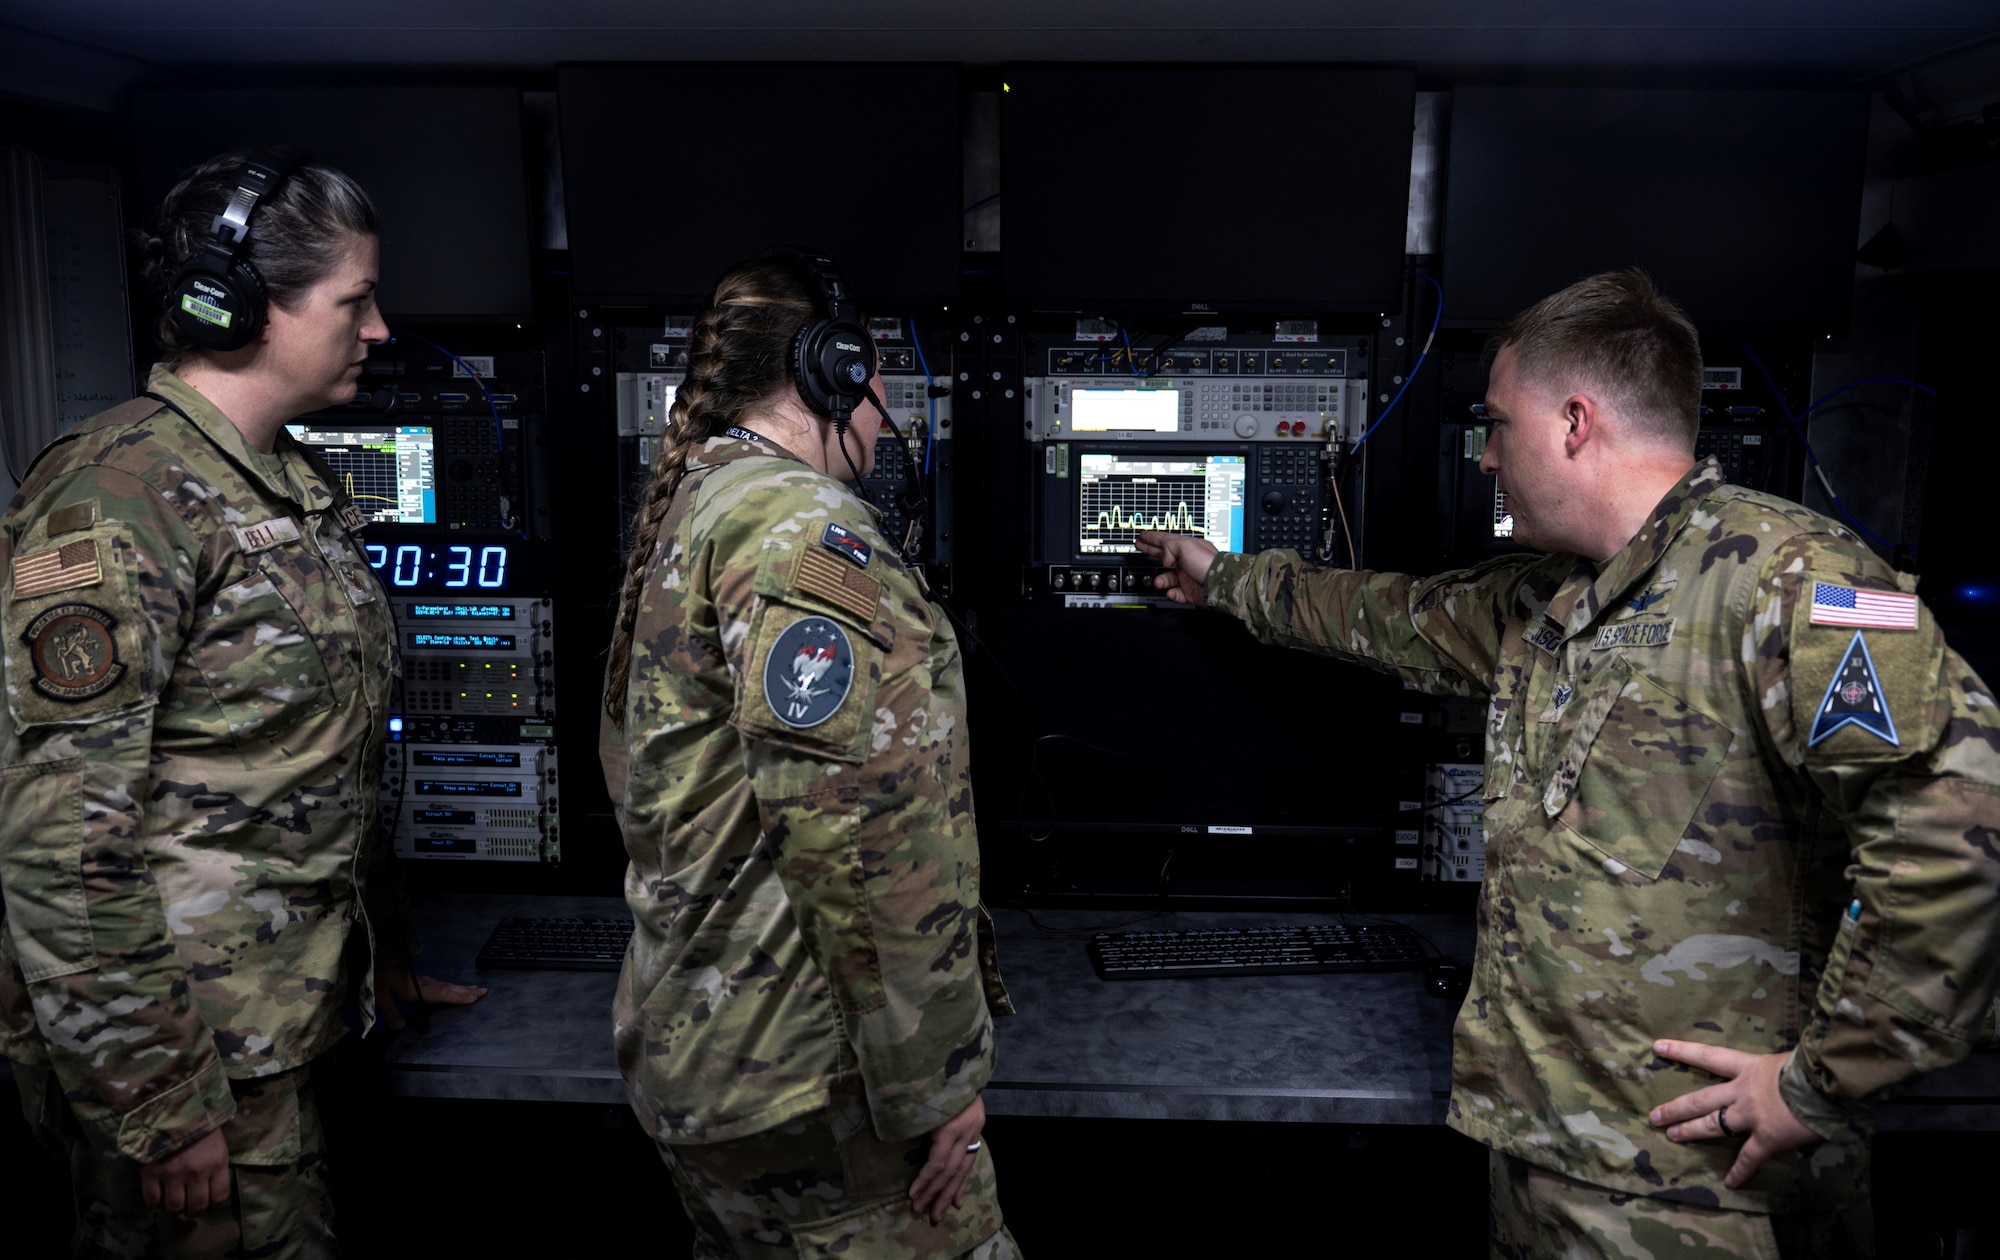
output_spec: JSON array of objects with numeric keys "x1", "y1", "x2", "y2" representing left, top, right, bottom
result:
[
  {"x1": 1134, "y1": 531, "x2": 1167, "y2": 559},
  {"x1": 1653, "y1": 1038, "x2": 1751, "y2": 1079}
]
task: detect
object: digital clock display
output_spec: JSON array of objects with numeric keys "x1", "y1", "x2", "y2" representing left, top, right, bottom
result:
[{"x1": 365, "y1": 541, "x2": 514, "y2": 592}]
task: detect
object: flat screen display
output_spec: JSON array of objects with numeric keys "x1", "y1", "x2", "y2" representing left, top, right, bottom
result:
[
  {"x1": 1078, "y1": 452, "x2": 1245, "y2": 556},
  {"x1": 559, "y1": 65, "x2": 962, "y2": 304},
  {"x1": 1003, "y1": 67, "x2": 1414, "y2": 310},
  {"x1": 1071, "y1": 389, "x2": 1181, "y2": 433},
  {"x1": 1442, "y1": 88, "x2": 1870, "y2": 326},
  {"x1": 133, "y1": 88, "x2": 533, "y2": 319},
  {"x1": 286, "y1": 423, "x2": 436, "y2": 524}
]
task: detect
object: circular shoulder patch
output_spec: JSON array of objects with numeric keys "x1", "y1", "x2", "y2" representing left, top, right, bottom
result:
[
  {"x1": 22, "y1": 603, "x2": 125, "y2": 702},
  {"x1": 763, "y1": 615, "x2": 855, "y2": 730}
]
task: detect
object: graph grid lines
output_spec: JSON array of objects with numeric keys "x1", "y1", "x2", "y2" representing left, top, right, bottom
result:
[
  {"x1": 1080, "y1": 471, "x2": 1208, "y2": 553},
  {"x1": 319, "y1": 447, "x2": 402, "y2": 522}
]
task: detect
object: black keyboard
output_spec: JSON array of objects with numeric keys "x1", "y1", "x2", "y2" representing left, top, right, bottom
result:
[
  {"x1": 476, "y1": 916, "x2": 633, "y2": 971},
  {"x1": 1089, "y1": 922, "x2": 1429, "y2": 981}
]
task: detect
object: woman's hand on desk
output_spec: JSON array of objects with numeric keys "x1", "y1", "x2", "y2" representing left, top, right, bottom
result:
[{"x1": 374, "y1": 963, "x2": 488, "y2": 1030}]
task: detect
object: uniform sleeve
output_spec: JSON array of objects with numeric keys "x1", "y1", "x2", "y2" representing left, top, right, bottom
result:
[
  {"x1": 1745, "y1": 535, "x2": 2000, "y2": 1140},
  {"x1": 718, "y1": 505, "x2": 992, "y2": 1143},
  {"x1": 0, "y1": 467, "x2": 234, "y2": 1161},
  {"x1": 1204, "y1": 548, "x2": 1541, "y2": 698}
]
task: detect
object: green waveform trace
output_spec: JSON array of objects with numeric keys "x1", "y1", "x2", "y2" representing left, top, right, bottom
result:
[{"x1": 1085, "y1": 500, "x2": 1200, "y2": 534}]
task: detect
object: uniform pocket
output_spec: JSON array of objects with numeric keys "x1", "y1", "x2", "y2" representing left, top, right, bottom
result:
[
  {"x1": 0, "y1": 758, "x2": 92, "y2": 982},
  {"x1": 187, "y1": 558, "x2": 336, "y2": 743},
  {"x1": 791, "y1": 1142, "x2": 1005, "y2": 1259},
  {"x1": 1544, "y1": 659, "x2": 1732, "y2": 883}
]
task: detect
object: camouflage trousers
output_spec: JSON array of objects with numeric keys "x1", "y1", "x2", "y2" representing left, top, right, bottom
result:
[
  {"x1": 16, "y1": 1061, "x2": 335, "y2": 1259},
  {"x1": 658, "y1": 1074, "x2": 1018, "y2": 1260},
  {"x1": 1489, "y1": 1150, "x2": 1872, "y2": 1260}
]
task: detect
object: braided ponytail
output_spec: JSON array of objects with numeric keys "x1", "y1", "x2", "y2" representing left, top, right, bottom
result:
[{"x1": 604, "y1": 257, "x2": 819, "y2": 725}]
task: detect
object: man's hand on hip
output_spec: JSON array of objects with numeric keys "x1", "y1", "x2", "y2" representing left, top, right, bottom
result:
[{"x1": 1136, "y1": 531, "x2": 1218, "y2": 605}]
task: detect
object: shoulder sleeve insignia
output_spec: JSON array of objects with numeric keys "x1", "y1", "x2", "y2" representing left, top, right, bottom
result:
[
  {"x1": 13, "y1": 540, "x2": 102, "y2": 599},
  {"x1": 232, "y1": 516, "x2": 303, "y2": 554},
  {"x1": 1810, "y1": 581, "x2": 1918, "y2": 630},
  {"x1": 22, "y1": 603, "x2": 126, "y2": 702},
  {"x1": 1810, "y1": 630, "x2": 1897, "y2": 747},
  {"x1": 821, "y1": 522, "x2": 873, "y2": 568},
  {"x1": 763, "y1": 615, "x2": 855, "y2": 729},
  {"x1": 794, "y1": 548, "x2": 882, "y2": 624}
]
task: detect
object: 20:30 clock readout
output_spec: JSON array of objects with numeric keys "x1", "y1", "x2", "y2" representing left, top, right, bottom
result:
[{"x1": 364, "y1": 543, "x2": 512, "y2": 590}]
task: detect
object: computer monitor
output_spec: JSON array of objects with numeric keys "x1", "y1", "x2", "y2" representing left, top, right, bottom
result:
[
  {"x1": 1070, "y1": 388, "x2": 1182, "y2": 434},
  {"x1": 285, "y1": 423, "x2": 437, "y2": 524},
  {"x1": 1077, "y1": 451, "x2": 1245, "y2": 557}
]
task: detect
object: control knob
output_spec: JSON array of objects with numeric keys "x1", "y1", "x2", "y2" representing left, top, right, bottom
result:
[{"x1": 1232, "y1": 414, "x2": 1259, "y2": 438}]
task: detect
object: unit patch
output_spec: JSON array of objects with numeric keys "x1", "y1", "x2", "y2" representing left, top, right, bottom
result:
[
  {"x1": 233, "y1": 517, "x2": 303, "y2": 554},
  {"x1": 1809, "y1": 630, "x2": 1897, "y2": 747},
  {"x1": 795, "y1": 548, "x2": 881, "y2": 624},
  {"x1": 763, "y1": 615, "x2": 855, "y2": 729},
  {"x1": 1811, "y1": 582, "x2": 1917, "y2": 630},
  {"x1": 821, "y1": 522, "x2": 873, "y2": 569},
  {"x1": 13, "y1": 540, "x2": 102, "y2": 599},
  {"x1": 1593, "y1": 619, "x2": 1675, "y2": 650},
  {"x1": 1523, "y1": 624, "x2": 1562, "y2": 655},
  {"x1": 22, "y1": 603, "x2": 125, "y2": 702}
]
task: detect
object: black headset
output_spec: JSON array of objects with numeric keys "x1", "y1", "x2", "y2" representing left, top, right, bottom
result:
[
  {"x1": 780, "y1": 248, "x2": 878, "y2": 431},
  {"x1": 166, "y1": 150, "x2": 305, "y2": 353}
]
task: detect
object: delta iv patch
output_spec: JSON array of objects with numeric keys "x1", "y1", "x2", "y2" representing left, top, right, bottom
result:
[
  {"x1": 1810, "y1": 630, "x2": 1898, "y2": 747},
  {"x1": 763, "y1": 615, "x2": 855, "y2": 730}
]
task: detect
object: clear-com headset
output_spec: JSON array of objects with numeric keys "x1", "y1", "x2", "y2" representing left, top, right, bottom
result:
[
  {"x1": 773, "y1": 248, "x2": 926, "y2": 558},
  {"x1": 166, "y1": 150, "x2": 305, "y2": 352}
]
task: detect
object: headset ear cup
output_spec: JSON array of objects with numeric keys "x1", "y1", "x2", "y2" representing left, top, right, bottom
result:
[{"x1": 168, "y1": 243, "x2": 263, "y2": 352}]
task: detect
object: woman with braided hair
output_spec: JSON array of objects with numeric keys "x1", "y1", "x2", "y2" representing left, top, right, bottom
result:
[{"x1": 601, "y1": 253, "x2": 1018, "y2": 1259}]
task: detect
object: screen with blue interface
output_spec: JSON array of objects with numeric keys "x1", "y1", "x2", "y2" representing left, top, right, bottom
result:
[
  {"x1": 1078, "y1": 452, "x2": 1244, "y2": 556},
  {"x1": 285, "y1": 423, "x2": 437, "y2": 524}
]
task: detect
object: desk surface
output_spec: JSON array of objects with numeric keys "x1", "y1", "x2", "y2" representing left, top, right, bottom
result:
[{"x1": 387, "y1": 892, "x2": 2000, "y2": 1130}]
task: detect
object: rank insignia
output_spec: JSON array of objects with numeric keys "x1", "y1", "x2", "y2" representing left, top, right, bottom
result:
[
  {"x1": 821, "y1": 523, "x2": 872, "y2": 568},
  {"x1": 22, "y1": 603, "x2": 125, "y2": 702},
  {"x1": 1810, "y1": 630, "x2": 1898, "y2": 747},
  {"x1": 763, "y1": 615, "x2": 855, "y2": 730}
]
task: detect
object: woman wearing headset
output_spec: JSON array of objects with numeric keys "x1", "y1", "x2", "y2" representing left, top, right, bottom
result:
[
  {"x1": 0, "y1": 150, "x2": 481, "y2": 1258},
  {"x1": 602, "y1": 251, "x2": 1017, "y2": 1259}
]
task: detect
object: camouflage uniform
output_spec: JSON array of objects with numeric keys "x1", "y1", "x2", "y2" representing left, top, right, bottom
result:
[
  {"x1": 0, "y1": 367, "x2": 406, "y2": 1256},
  {"x1": 1205, "y1": 460, "x2": 2000, "y2": 1226},
  {"x1": 601, "y1": 432, "x2": 1016, "y2": 1257}
]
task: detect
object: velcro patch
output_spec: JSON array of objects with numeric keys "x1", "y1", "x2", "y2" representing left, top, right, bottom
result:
[
  {"x1": 13, "y1": 540, "x2": 102, "y2": 599},
  {"x1": 233, "y1": 517, "x2": 302, "y2": 554},
  {"x1": 1809, "y1": 630, "x2": 1897, "y2": 747},
  {"x1": 44, "y1": 500, "x2": 98, "y2": 538},
  {"x1": 763, "y1": 615, "x2": 855, "y2": 730},
  {"x1": 795, "y1": 548, "x2": 881, "y2": 624},
  {"x1": 338, "y1": 504, "x2": 368, "y2": 534},
  {"x1": 1810, "y1": 582, "x2": 1918, "y2": 630},
  {"x1": 1593, "y1": 619, "x2": 1675, "y2": 649},
  {"x1": 1522, "y1": 624, "x2": 1562, "y2": 655},
  {"x1": 22, "y1": 603, "x2": 125, "y2": 702},
  {"x1": 821, "y1": 522, "x2": 873, "y2": 568}
]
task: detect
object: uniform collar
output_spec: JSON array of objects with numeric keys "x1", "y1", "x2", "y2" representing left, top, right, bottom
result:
[
  {"x1": 684, "y1": 433, "x2": 886, "y2": 526},
  {"x1": 144, "y1": 365, "x2": 302, "y2": 507},
  {"x1": 1541, "y1": 458, "x2": 1726, "y2": 642}
]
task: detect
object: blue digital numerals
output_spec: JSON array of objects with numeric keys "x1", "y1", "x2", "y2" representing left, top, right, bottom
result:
[{"x1": 364, "y1": 543, "x2": 510, "y2": 590}]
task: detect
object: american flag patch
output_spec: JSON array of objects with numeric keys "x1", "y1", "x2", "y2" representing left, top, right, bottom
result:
[
  {"x1": 13, "y1": 539, "x2": 103, "y2": 599},
  {"x1": 1811, "y1": 582, "x2": 1919, "y2": 629}
]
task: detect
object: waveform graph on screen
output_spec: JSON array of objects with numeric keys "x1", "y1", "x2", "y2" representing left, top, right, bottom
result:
[
  {"x1": 1079, "y1": 454, "x2": 1208, "y2": 555},
  {"x1": 317, "y1": 440, "x2": 403, "y2": 523}
]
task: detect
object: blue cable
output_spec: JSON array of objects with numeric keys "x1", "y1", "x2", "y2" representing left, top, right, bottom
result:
[
  {"x1": 1120, "y1": 324, "x2": 1148, "y2": 378},
  {"x1": 907, "y1": 312, "x2": 936, "y2": 476},
  {"x1": 391, "y1": 329, "x2": 504, "y2": 455},
  {"x1": 1354, "y1": 271, "x2": 1443, "y2": 449},
  {"x1": 1736, "y1": 342, "x2": 1908, "y2": 552}
]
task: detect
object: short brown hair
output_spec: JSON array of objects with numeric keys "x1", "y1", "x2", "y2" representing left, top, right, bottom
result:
[{"x1": 1486, "y1": 270, "x2": 1702, "y2": 450}]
